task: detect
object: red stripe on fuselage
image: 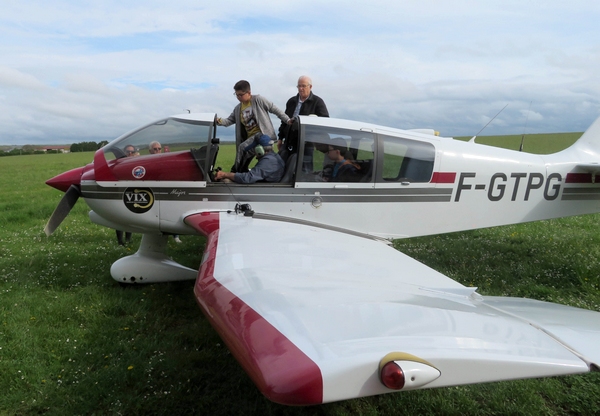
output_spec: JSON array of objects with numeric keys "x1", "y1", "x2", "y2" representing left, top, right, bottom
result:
[
  {"x1": 431, "y1": 172, "x2": 456, "y2": 183},
  {"x1": 566, "y1": 173, "x2": 594, "y2": 183},
  {"x1": 186, "y1": 212, "x2": 323, "y2": 405}
]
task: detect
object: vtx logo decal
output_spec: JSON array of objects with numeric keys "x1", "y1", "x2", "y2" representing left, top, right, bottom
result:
[{"x1": 123, "y1": 188, "x2": 154, "y2": 213}]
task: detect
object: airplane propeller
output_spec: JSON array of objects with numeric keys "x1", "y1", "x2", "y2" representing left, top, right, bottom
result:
[
  {"x1": 44, "y1": 184, "x2": 81, "y2": 236},
  {"x1": 44, "y1": 166, "x2": 86, "y2": 236}
]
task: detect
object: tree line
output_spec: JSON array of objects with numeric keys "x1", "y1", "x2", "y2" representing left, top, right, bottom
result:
[{"x1": 69, "y1": 141, "x2": 109, "y2": 152}]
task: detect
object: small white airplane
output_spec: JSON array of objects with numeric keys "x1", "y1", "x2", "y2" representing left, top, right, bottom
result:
[{"x1": 45, "y1": 113, "x2": 600, "y2": 405}]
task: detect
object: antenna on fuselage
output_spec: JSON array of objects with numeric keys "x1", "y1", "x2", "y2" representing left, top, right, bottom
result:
[
  {"x1": 469, "y1": 104, "x2": 509, "y2": 143},
  {"x1": 519, "y1": 101, "x2": 532, "y2": 152}
]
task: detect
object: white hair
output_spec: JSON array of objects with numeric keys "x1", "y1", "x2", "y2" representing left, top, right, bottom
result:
[{"x1": 298, "y1": 75, "x2": 312, "y2": 86}]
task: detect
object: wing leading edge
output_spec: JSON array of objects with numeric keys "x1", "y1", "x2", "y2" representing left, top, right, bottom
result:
[{"x1": 185, "y1": 211, "x2": 600, "y2": 406}]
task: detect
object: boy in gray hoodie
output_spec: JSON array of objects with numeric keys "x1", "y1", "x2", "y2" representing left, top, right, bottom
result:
[{"x1": 217, "y1": 80, "x2": 291, "y2": 172}]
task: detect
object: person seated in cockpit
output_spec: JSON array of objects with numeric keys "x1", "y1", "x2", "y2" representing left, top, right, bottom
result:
[
  {"x1": 149, "y1": 141, "x2": 162, "y2": 154},
  {"x1": 322, "y1": 137, "x2": 361, "y2": 182},
  {"x1": 124, "y1": 144, "x2": 139, "y2": 157},
  {"x1": 215, "y1": 135, "x2": 284, "y2": 183}
]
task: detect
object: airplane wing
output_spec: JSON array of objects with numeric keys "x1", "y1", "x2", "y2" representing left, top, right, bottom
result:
[{"x1": 184, "y1": 211, "x2": 600, "y2": 406}]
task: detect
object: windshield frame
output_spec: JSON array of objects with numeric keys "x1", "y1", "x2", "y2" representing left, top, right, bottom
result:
[{"x1": 102, "y1": 116, "x2": 214, "y2": 160}]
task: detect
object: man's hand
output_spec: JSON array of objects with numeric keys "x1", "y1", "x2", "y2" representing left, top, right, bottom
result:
[{"x1": 215, "y1": 170, "x2": 235, "y2": 181}]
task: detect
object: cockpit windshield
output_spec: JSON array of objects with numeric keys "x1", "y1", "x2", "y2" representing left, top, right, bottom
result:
[{"x1": 102, "y1": 117, "x2": 213, "y2": 160}]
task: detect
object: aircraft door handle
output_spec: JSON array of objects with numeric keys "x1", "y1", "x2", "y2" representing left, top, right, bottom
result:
[{"x1": 333, "y1": 185, "x2": 349, "y2": 189}]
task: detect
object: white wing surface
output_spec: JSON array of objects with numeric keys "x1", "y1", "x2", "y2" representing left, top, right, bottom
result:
[{"x1": 185, "y1": 211, "x2": 600, "y2": 405}]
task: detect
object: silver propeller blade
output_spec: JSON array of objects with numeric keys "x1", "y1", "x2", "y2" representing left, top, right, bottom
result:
[{"x1": 44, "y1": 184, "x2": 81, "y2": 236}]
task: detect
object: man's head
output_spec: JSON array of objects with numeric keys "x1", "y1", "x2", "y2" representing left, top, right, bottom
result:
[
  {"x1": 124, "y1": 145, "x2": 137, "y2": 156},
  {"x1": 297, "y1": 75, "x2": 313, "y2": 101},
  {"x1": 234, "y1": 80, "x2": 252, "y2": 103},
  {"x1": 149, "y1": 141, "x2": 162, "y2": 154},
  {"x1": 327, "y1": 137, "x2": 347, "y2": 161},
  {"x1": 254, "y1": 134, "x2": 274, "y2": 158}
]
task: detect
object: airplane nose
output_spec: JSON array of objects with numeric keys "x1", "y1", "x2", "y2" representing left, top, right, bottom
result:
[{"x1": 46, "y1": 166, "x2": 84, "y2": 193}]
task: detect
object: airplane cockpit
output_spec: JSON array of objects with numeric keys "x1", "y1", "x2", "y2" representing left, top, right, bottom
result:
[
  {"x1": 100, "y1": 114, "x2": 218, "y2": 182},
  {"x1": 98, "y1": 113, "x2": 437, "y2": 186}
]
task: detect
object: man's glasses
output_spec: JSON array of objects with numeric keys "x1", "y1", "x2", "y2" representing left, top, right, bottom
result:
[
  {"x1": 234, "y1": 91, "x2": 249, "y2": 97},
  {"x1": 152, "y1": 147, "x2": 161, "y2": 151},
  {"x1": 297, "y1": 84, "x2": 310, "y2": 89}
]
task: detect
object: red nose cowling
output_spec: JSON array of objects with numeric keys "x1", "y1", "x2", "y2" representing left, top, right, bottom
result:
[{"x1": 46, "y1": 167, "x2": 85, "y2": 193}]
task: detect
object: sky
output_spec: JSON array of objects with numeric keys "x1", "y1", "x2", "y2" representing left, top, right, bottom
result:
[{"x1": 1, "y1": 0, "x2": 600, "y2": 145}]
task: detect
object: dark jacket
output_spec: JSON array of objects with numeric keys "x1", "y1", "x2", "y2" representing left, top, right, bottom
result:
[
  {"x1": 323, "y1": 159, "x2": 361, "y2": 182},
  {"x1": 278, "y1": 92, "x2": 329, "y2": 151}
]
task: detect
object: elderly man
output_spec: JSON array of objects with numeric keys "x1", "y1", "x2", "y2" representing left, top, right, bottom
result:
[
  {"x1": 215, "y1": 135, "x2": 285, "y2": 184},
  {"x1": 149, "y1": 141, "x2": 162, "y2": 154},
  {"x1": 278, "y1": 75, "x2": 329, "y2": 153}
]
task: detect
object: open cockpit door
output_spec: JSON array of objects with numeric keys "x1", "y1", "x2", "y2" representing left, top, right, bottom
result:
[{"x1": 191, "y1": 117, "x2": 220, "y2": 182}]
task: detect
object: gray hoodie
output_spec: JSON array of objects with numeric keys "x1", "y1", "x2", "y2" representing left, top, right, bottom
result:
[{"x1": 219, "y1": 94, "x2": 290, "y2": 146}]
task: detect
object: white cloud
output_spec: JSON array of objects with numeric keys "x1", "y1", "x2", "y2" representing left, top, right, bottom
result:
[
  {"x1": 0, "y1": 66, "x2": 46, "y2": 90},
  {"x1": 0, "y1": 1, "x2": 599, "y2": 144}
]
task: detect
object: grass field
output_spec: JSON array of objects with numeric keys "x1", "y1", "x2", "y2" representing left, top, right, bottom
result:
[
  {"x1": 1, "y1": 134, "x2": 600, "y2": 415},
  {"x1": 453, "y1": 132, "x2": 584, "y2": 154}
]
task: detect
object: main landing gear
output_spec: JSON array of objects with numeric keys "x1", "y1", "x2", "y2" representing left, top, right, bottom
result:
[{"x1": 110, "y1": 233, "x2": 197, "y2": 284}]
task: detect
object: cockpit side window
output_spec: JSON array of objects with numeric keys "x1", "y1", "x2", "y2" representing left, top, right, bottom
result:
[
  {"x1": 379, "y1": 134, "x2": 435, "y2": 183},
  {"x1": 299, "y1": 125, "x2": 375, "y2": 183}
]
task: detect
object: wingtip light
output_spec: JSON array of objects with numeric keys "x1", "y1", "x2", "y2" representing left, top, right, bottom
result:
[
  {"x1": 381, "y1": 361, "x2": 405, "y2": 390},
  {"x1": 379, "y1": 352, "x2": 441, "y2": 390}
]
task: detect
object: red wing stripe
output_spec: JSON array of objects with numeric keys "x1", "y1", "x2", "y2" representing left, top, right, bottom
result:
[{"x1": 185, "y1": 213, "x2": 324, "y2": 405}]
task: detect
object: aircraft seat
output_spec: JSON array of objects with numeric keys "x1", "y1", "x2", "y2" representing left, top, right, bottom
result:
[
  {"x1": 279, "y1": 153, "x2": 298, "y2": 183},
  {"x1": 356, "y1": 159, "x2": 374, "y2": 182}
]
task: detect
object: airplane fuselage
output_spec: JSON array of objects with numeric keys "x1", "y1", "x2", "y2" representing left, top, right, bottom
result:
[
  {"x1": 77, "y1": 113, "x2": 600, "y2": 241},
  {"x1": 45, "y1": 111, "x2": 600, "y2": 284}
]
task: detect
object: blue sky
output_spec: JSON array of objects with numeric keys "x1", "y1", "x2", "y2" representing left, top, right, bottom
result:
[{"x1": 1, "y1": 0, "x2": 599, "y2": 145}]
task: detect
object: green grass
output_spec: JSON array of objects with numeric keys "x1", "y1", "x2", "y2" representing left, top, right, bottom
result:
[
  {"x1": 454, "y1": 132, "x2": 583, "y2": 154},
  {"x1": 1, "y1": 133, "x2": 600, "y2": 415}
]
